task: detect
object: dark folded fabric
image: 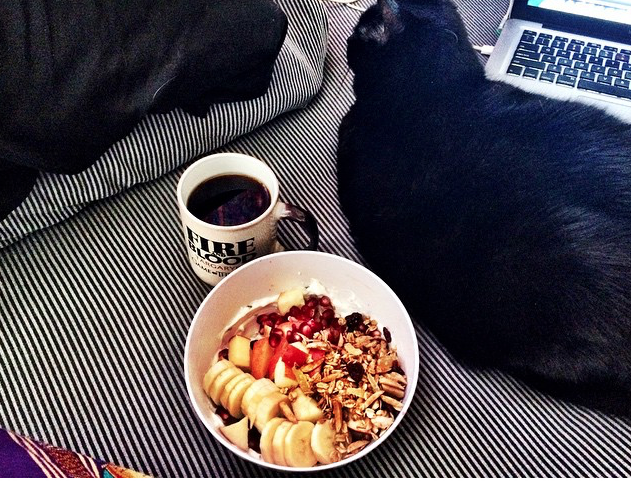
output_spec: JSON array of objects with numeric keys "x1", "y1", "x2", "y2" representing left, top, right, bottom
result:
[{"x1": 0, "y1": 0, "x2": 287, "y2": 220}]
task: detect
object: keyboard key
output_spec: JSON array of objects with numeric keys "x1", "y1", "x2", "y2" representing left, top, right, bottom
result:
[
  {"x1": 512, "y1": 57, "x2": 546, "y2": 70},
  {"x1": 616, "y1": 53, "x2": 630, "y2": 63},
  {"x1": 518, "y1": 42, "x2": 540, "y2": 52},
  {"x1": 568, "y1": 43, "x2": 582, "y2": 52},
  {"x1": 552, "y1": 40, "x2": 566, "y2": 49},
  {"x1": 557, "y1": 50, "x2": 572, "y2": 59},
  {"x1": 555, "y1": 36, "x2": 569, "y2": 42},
  {"x1": 515, "y1": 51, "x2": 541, "y2": 61},
  {"x1": 540, "y1": 72, "x2": 556, "y2": 83},
  {"x1": 556, "y1": 75, "x2": 576, "y2": 87},
  {"x1": 524, "y1": 30, "x2": 538, "y2": 36},
  {"x1": 515, "y1": 49, "x2": 542, "y2": 61},
  {"x1": 541, "y1": 47, "x2": 556, "y2": 55},
  {"x1": 621, "y1": 49, "x2": 631, "y2": 55},
  {"x1": 521, "y1": 34, "x2": 536, "y2": 43},
  {"x1": 523, "y1": 67, "x2": 540, "y2": 79},
  {"x1": 580, "y1": 71, "x2": 596, "y2": 81},
  {"x1": 539, "y1": 33, "x2": 553, "y2": 39},
  {"x1": 547, "y1": 64, "x2": 563, "y2": 74},
  {"x1": 624, "y1": 71, "x2": 631, "y2": 80},
  {"x1": 578, "y1": 79, "x2": 631, "y2": 99},
  {"x1": 603, "y1": 46, "x2": 618, "y2": 52},
  {"x1": 605, "y1": 60, "x2": 620, "y2": 69},
  {"x1": 558, "y1": 58, "x2": 573, "y2": 67},
  {"x1": 590, "y1": 65, "x2": 606, "y2": 74},
  {"x1": 588, "y1": 56, "x2": 603, "y2": 66},
  {"x1": 614, "y1": 78, "x2": 630, "y2": 88},
  {"x1": 597, "y1": 75, "x2": 613, "y2": 85},
  {"x1": 563, "y1": 68, "x2": 579, "y2": 77},
  {"x1": 542, "y1": 54, "x2": 556, "y2": 64},
  {"x1": 536, "y1": 37, "x2": 551, "y2": 46},
  {"x1": 583, "y1": 47, "x2": 598, "y2": 56},
  {"x1": 587, "y1": 42, "x2": 601, "y2": 48},
  {"x1": 574, "y1": 61, "x2": 589, "y2": 70},
  {"x1": 572, "y1": 53, "x2": 588, "y2": 62},
  {"x1": 598, "y1": 50, "x2": 614, "y2": 59},
  {"x1": 507, "y1": 64, "x2": 524, "y2": 76},
  {"x1": 570, "y1": 39, "x2": 585, "y2": 45},
  {"x1": 622, "y1": 63, "x2": 631, "y2": 71},
  {"x1": 608, "y1": 68, "x2": 623, "y2": 77}
]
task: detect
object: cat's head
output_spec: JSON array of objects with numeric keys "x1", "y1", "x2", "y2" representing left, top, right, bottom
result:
[{"x1": 347, "y1": 0, "x2": 483, "y2": 100}]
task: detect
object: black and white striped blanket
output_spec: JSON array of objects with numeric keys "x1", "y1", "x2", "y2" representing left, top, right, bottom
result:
[{"x1": 1, "y1": 0, "x2": 630, "y2": 476}]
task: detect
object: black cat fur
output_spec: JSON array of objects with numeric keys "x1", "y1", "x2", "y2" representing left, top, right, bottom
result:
[{"x1": 337, "y1": 0, "x2": 631, "y2": 417}]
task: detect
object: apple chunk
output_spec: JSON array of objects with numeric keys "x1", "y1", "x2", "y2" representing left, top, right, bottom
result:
[
  {"x1": 274, "y1": 360, "x2": 298, "y2": 388},
  {"x1": 219, "y1": 416, "x2": 250, "y2": 452},
  {"x1": 251, "y1": 338, "x2": 274, "y2": 379},
  {"x1": 228, "y1": 335, "x2": 251, "y2": 371},
  {"x1": 277, "y1": 288, "x2": 305, "y2": 315}
]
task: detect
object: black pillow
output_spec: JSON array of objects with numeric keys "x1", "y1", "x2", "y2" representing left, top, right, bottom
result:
[{"x1": 0, "y1": 0, "x2": 287, "y2": 220}]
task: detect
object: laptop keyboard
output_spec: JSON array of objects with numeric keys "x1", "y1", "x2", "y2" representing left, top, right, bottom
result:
[{"x1": 507, "y1": 30, "x2": 631, "y2": 100}]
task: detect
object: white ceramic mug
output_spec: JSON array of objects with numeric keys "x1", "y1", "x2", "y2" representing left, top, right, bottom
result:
[{"x1": 177, "y1": 153, "x2": 318, "y2": 285}]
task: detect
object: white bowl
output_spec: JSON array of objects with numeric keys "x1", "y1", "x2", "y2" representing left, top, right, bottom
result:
[{"x1": 184, "y1": 251, "x2": 419, "y2": 472}]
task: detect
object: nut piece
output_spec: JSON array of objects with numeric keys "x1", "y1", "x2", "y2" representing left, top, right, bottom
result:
[
  {"x1": 279, "y1": 400, "x2": 298, "y2": 423},
  {"x1": 381, "y1": 395, "x2": 404, "y2": 411}
]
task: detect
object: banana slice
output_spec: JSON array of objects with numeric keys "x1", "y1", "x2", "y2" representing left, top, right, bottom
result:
[
  {"x1": 241, "y1": 378, "x2": 276, "y2": 416},
  {"x1": 220, "y1": 372, "x2": 253, "y2": 409},
  {"x1": 242, "y1": 378, "x2": 278, "y2": 421},
  {"x1": 227, "y1": 376, "x2": 255, "y2": 418},
  {"x1": 209, "y1": 366, "x2": 242, "y2": 405},
  {"x1": 254, "y1": 392, "x2": 289, "y2": 432},
  {"x1": 203, "y1": 359, "x2": 234, "y2": 395},
  {"x1": 271, "y1": 420, "x2": 294, "y2": 466},
  {"x1": 260, "y1": 417, "x2": 285, "y2": 464},
  {"x1": 284, "y1": 421, "x2": 317, "y2": 468},
  {"x1": 311, "y1": 419, "x2": 338, "y2": 465}
]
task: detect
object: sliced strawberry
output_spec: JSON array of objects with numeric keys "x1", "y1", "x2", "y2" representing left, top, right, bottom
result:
[
  {"x1": 251, "y1": 337, "x2": 275, "y2": 379},
  {"x1": 282, "y1": 345, "x2": 308, "y2": 367}
]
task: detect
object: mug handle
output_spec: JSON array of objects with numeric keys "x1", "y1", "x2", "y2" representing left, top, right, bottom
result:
[{"x1": 274, "y1": 202, "x2": 319, "y2": 251}]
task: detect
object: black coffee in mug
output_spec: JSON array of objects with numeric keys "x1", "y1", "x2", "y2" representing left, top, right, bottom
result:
[{"x1": 187, "y1": 174, "x2": 271, "y2": 226}]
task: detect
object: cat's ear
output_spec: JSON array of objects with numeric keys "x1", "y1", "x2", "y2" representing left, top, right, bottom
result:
[{"x1": 378, "y1": 0, "x2": 404, "y2": 34}]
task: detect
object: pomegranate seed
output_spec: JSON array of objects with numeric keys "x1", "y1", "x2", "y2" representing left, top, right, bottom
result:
[
  {"x1": 260, "y1": 318, "x2": 274, "y2": 329},
  {"x1": 328, "y1": 328, "x2": 340, "y2": 345},
  {"x1": 218, "y1": 348, "x2": 229, "y2": 360},
  {"x1": 216, "y1": 406, "x2": 235, "y2": 424},
  {"x1": 301, "y1": 305, "x2": 316, "y2": 318},
  {"x1": 370, "y1": 329, "x2": 381, "y2": 338},
  {"x1": 287, "y1": 331, "x2": 302, "y2": 343},
  {"x1": 298, "y1": 322, "x2": 314, "y2": 339},
  {"x1": 256, "y1": 314, "x2": 269, "y2": 325},
  {"x1": 321, "y1": 308, "x2": 335, "y2": 321},
  {"x1": 269, "y1": 328, "x2": 283, "y2": 347},
  {"x1": 320, "y1": 296, "x2": 331, "y2": 307},
  {"x1": 306, "y1": 298, "x2": 318, "y2": 308},
  {"x1": 248, "y1": 428, "x2": 261, "y2": 452},
  {"x1": 269, "y1": 313, "x2": 281, "y2": 325},
  {"x1": 289, "y1": 306, "x2": 302, "y2": 318},
  {"x1": 383, "y1": 327, "x2": 392, "y2": 343},
  {"x1": 357, "y1": 323, "x2": 367, "y2": 333},
  {"x1": 306, "y1": 318, "x2": 323, "y2": 332}
]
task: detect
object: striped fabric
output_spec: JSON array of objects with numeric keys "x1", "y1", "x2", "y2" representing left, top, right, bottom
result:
[
  {"x1": 1, "y1": 0, "x2": 631, "y2": 477},
  {"x1": 0, "y1": 0, "x2": 327, "y2": 250}
]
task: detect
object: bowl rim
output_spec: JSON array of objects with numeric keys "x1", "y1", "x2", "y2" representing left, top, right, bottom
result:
[{"x1": 184, "y1": 251, "x2": 420, "y2": 472}]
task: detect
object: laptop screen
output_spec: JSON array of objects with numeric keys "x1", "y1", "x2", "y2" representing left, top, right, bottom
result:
[{"x1": 526, "y1": 0, "x2": 631, "y2": 26}]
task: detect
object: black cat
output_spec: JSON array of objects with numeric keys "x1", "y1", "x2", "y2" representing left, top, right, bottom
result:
[{"x1": 337, "y1": 0, "x2": 631, "y2": 417}]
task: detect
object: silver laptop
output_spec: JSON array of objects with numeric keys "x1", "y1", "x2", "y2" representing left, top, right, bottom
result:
[{"x1": 485, "y1": 0, "x2": 631, "y2": 122}]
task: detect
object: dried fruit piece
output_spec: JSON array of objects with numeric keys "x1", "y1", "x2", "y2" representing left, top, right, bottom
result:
[{"x1": 347, "y1": 362, "x2": 365, "y2": 383}]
